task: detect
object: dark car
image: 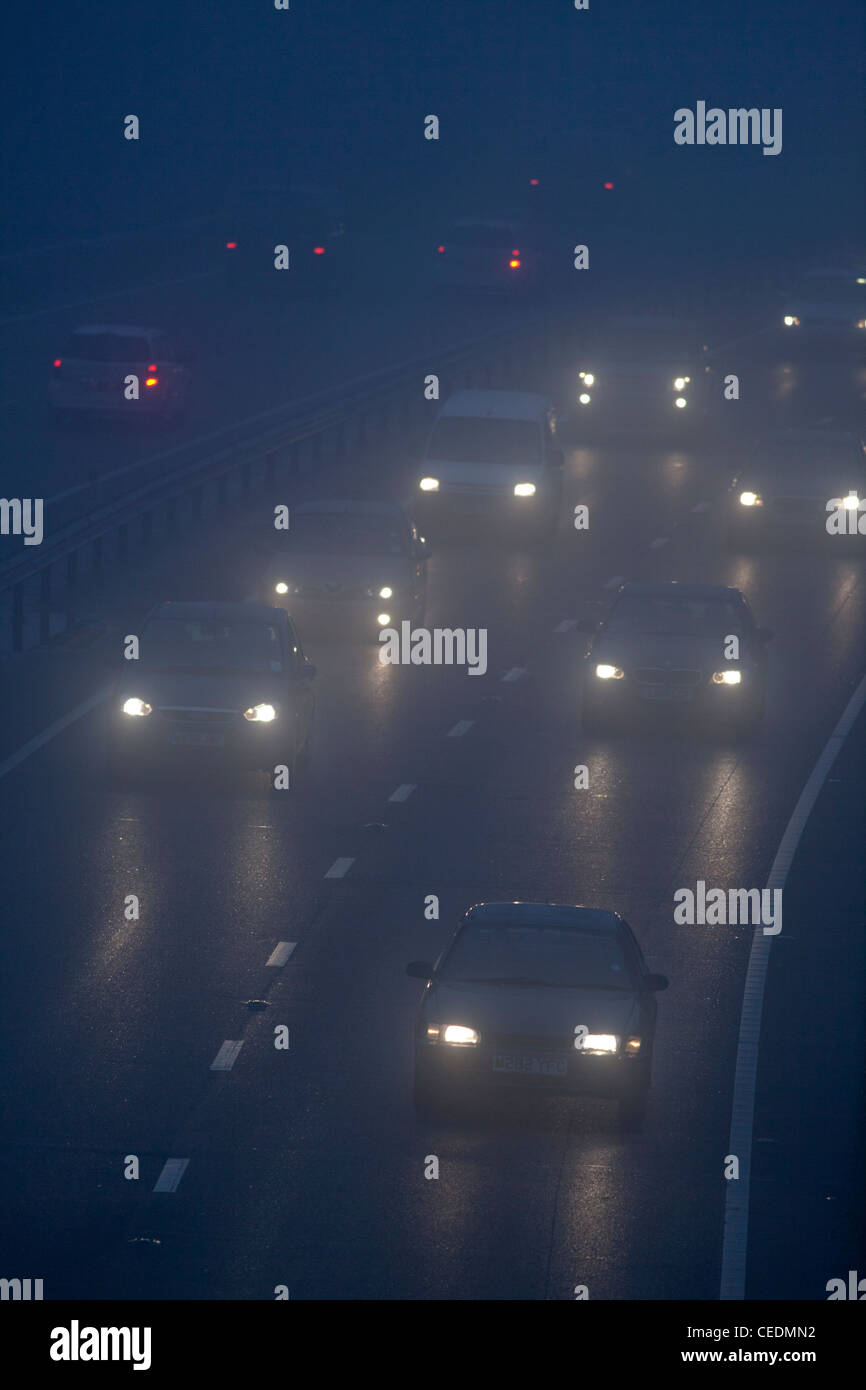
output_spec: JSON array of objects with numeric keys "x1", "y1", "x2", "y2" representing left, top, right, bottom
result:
[
  {"x1": 569, "y1": 315, "x2": 710, "y2": 435},
  {"x1": 407, "y1": 902, "x2": 668, "y2": 1130},
  {"x1": 106, "y1": 601, "x2": 315, "y2": 782},
  {"x1": 224, "y1": 181, "x2": 345, "y2": 293},
  {"x1": 50, "y1": 325, "x2": 192, "y2": 424},
  {"x1": 727, "y1": 429, "x2": 866, "y2": 551},
  {"x1": 264, "y1": 500, "x2": 430, "y2": 637},
  {"x1": 579, "y1": 581, "x2": 772, "y2": 734}
]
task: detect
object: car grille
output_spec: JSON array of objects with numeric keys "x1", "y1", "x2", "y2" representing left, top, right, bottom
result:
[
  {"x1": 159, "y1": 709, "x2": 237, "y2": 723},
  {"x1": 487, "y1": 1032, "x2": 570, "y2": 1051},
  {"x1": 772, "y1": 497, "x2": 820, "y2": 518},
  {"x1": 634, "y1": 668, "x2": 702, "y2": 685},
  {"x1": 296, "y1": 584, "x2": 370, "y2": 600}
]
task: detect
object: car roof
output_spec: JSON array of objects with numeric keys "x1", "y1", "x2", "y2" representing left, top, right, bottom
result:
[
  {"x1": 292, "y1": 498, "x2": 410, "y2": 518},
  {"x1": 438, "y1": 389, "x2": 550, "y2": 422},
  {"x1": 145, "y1": 601, "x2": 287, "y2": 624},
  {"x1": 615, "y1": 580, "x2": 743, "y2": 601},
  {"x1": 462, "y1": 901, "x2": 626, "y2": 934},
  {"x1": 71, "y1": 325, "x2": 163, "y2": 337}
]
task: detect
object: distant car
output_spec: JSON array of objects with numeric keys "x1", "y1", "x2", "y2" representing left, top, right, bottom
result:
[
  {"x1": 579, "y1": 581, "x2": 772, "y2": 734},
  {"x1": 727, "y1": 429, "x2": 866, "y2": 550},
  {"x1": 434, "y1": 217, "x2": 541, "y2": 292},
  {"x1": 224, "y1": 181, "x2": 345, "y2": 291},
  {"x1": 570, "y1": 316, "x2": 710, "y2": 431},
  {"x1": 106, "y1": 601, "x2": 315, "y2": 781},
  {"x1": 407, "y1": 901, "x2": 668, "y2": 1130},
  {"x1": 416, "y1": 389, "x2": 563, "y2": 534},
  {"x1": 264, "y1": 500, "x2": 430, "y2": 637},
  {"x1": 778, "y1": 268, "x2": 866, "y2": 345},
  {"x1": 50, "y1": 326, "x2": 192, "y2": 422}
]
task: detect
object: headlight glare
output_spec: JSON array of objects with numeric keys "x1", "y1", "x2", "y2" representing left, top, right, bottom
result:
[
  {"x1": 712, "y1": 670, "x2": 742, "y2": 685},
  {"x1": 580, "y1": 1033, "x2": 618, "y2": 1054},
  {"x1": 419, "y1": 477, "x2": 439, "y2": 491},
  {"x1": 243, "y1": 703, "x2": 277, "y2": 722},
  {"x1": 595, "y1": 664, "x2": 624, "y2": 680},
  {"x1": 514, "y1": 482, "x2": 536, "y2": 496},
  {"x1": 442, "y1": 1025, "x2": 480, "y2": 1046},
  {"x1": 122, "y1": 697, "x2": 152, "y2": 717},
  {"x1": 739, "y1": 491, "x2": 762, "y2": 507}
]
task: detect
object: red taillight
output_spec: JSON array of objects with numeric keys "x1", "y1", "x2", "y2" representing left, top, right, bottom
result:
[
  {"x1": 144, "y1": 377, "x2": 159, "y2": 388},
  {"x1": 226, "y1": 241, "x2": 237, "y2": 250},
  {"x1": 437, "y1": 245, "x2": 445, "y2": 253},
  {"x1": 148, "y1": 364, "x2": 157, "y2": 373},
  {"x1": 313, "y1": 246, "x2": 325, "y2": 255},
  {"x1": 603, "y1": 181, "x2": 614, "y2": 190},
  {"x1": 529, "y1": 178, "x2": 539, "y2": 186},
  {"x1": 53, "y1": 358, "x2": 62, "y2": 368},
  {"x1": 509, "y1": 259, "x2": 521, "y2": 269}
]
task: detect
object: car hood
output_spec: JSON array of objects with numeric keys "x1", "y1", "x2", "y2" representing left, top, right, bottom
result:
[
  {"x1": 423, "y1": 458, "x2": 544, "y2": 490},
  {"x1": 425, "y1": 978, "x2": 639, "y2": 1039},
  {"x1": 266, "y1": 551, "x2": 413, "y2": 589},
  {"x1": 591, "y1": 632, "x2": 751, "y2": 673},
  {"x1": 114, "y1": 670, "x2": 284, "y2": 710},
  {"x1": 739, "y1": 472, "x2": 864, "y2": 501}
]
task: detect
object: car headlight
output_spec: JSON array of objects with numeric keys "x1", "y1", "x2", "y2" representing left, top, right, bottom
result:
[
  {"x1": 595, "y1": 664, "x2": 624, "y2": 680},
  {"x1": 674, "y1": 396, "x2": 687, "y2": 409},
  {"x1": 783, "y1": 315, "x2": 800, "y2": 327},
  {"x1": 378, "y1": 586, "x2": 393, "y2": 598},
  {"x1": 274, "y1": 582, "x2": 289, "y2": 595},
  {"x1": 122, "y1": 697, "x2": 152, "y2": 717},
  {"x1": 673, "y1": 376, "x2": 689, "y2": 390},
  {"x1": 857, "y1": 320, "x2": 866, "y2": 330},
  {"x1": 843, "y1": 493, "x2": 860, "y2": 510},
  {"x1": 243, "y1": 703, "x2": 277, "y2": 722},
  {"x1": 441, "y1": 1025, "x2": 480, "y2": 1046},
  {"x1": 579, "y1": 371, "x2": 595, "y2": 385},
  {"x1": 625, "y1": 1037, "x2": 642, "y2": 1054},
  {"x1": 419, "y1": 477, "x2": 439, "y2": 491},
  {"x1": 580, "y1": 1033, "x2": 618, "y2": 1054},
  {"x1": 712, "y1": 670, "x2": 742, "y2": 685},
  {"x1": 578, "y1": 392, "x2": 591, "y2": 405},
  {"x1": 377, "y1": 612, "x2": 391, "y2": 627},
  {"x1": 514, "y1": 482, "x2": 536, "y2": 496},
  {"x1": 739, "y1": 491, "x2": 762, "y2": 507}
]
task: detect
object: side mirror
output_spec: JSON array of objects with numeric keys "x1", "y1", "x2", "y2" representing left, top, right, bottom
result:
[
  {"x1": 406, "y1": 960, "x2": 434, "y2": 980},
  {"x1": 576, "y1": 617, "x2": 599, "y2": 634},
  {"x1": 645, "y1": 973, "x2": 669, "y2": 992},
  {"x1": 756, "y1": 626, "x2": 775, "y2": 642}
]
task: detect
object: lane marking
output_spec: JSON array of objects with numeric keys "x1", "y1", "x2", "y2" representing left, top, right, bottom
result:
[
  {"x1": 0, "y1": 689, "x2": 110, "y2": 782},
  {"x1": 446, "y1": 720, "x2": 473, "y2": 737},
  {"x1": 649, "y1": 536, "x2": 668, "y2": 549},
  {"x1": 720, "y1": 670, "x2": 866, "y2": 1300},
  {"x1": 266, "y1": 941, "x2": 296, "y2": 967},
  {"x1": 691, "y1": 501, "x2": 709, "y2": 513},
  {"x1": 324, "y1": 857, "x2": 354, "y2": 879},
  {"x1": 501, "y1": 667, "x2": 525, "y2": 683},
  {"x1": 210, "y1": 1040, "x2": 244, "y2": 1072},
  {"x1": 153, "y1": 1158, "x2": 189, "y2": 1193},
  {"x1": 388, "y1": 783, "x2": 416, "y2": 802},
  {"x1": 604, "y1": 575, "x2": 625, "y2": 589},
  {"x1": 554, "y1": 619, "x2": 576, "y2": 632}
]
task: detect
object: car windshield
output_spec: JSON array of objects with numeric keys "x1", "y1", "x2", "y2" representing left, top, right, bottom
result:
[
  {"x1": 593, "y1": 321, "x2": 700, "y2": 362},
  {"x1": 606, "y1": 595, "x2": 747, "y2": 637},
  {"x1": 427, "y1": 416, "x2": 541, "y2": 465},
  {"x1": 231, "y1": 187, "x2": 342, "y2": 232},
  {"x1": 439, "y1": 924, "x2": 635, "y2": 990},
  {"x1": 64, "y1": 334, "x2": 151, "y2": 362},
  {"x1": 283, "y1": 514, "x2": 410, "y2": 555},
  {"x1": 139, "y1": 619, "x2": 283, "y2": 673}
]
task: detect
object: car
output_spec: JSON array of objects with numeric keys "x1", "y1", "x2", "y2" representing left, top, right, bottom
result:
[
  {"x1": 407, "y1": 901, "x2": 668, "y2": 1130},
  {"x1": 433, "y1": 216, "x2": 541, "y2": 292},
  {"x1": 224, "y1": 180, "x2": 346, "y2": 292},
  {"x1": 778, "y1": 268, "x2": 866, "y2": 347},
  {"x1": 727, "y1": 429, "x2": 866, "y2": 550},
  {"x1": 569, "y1": 315, "x2": 710, "y2": 433},
  {"x1": 579, "y1": 581, "x2": 772, "y2": 734},
  {"x1": 50, "y1": 325, "x2": 192, "y2": 423},
  {"x1": 263, "y1": 500, "x2": 430, "y2": 637},
  {"x1": 415, "y1": 389, "x2": 563, "y2": 535},
  {"x1": 106, "y1": 601, "x2": 315, "y2": 781}
]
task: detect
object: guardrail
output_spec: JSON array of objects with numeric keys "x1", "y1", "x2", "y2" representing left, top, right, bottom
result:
[{"x1": 0, "y1": 311, "x2": 565, "y2": 652}]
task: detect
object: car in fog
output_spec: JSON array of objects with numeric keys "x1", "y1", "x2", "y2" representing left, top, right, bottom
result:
[
  {"x1": 264, "y1": 500, "x2": 430, "y2": 636},
  {"x1": 434, "y1": 217, "x2": 541, "y2": 292},
  {"x1": 570, "y1": 315, "x2": 710, "y2": 432},
  {"x1": 407, "y1": 901, "x2": 668, "y2": 1130},
  {"x1": 579, "y1": 581, "x2": 772, "y2": 734},
  {"x1": 50, "y1": 325, "x2": 192, "y2": 423},
  {"x1": 106, "y1": 601, "x2": 315, "y2": 781},
  {"x1": 416, "y1": 389, "x2": 563, "y2": 534},
  {"x1": 727, "y1": 429, "x2": 866, "y2": 550},
  {"x1": 778, "y1": 268, "x2": 866, "y2": 345},
  {"x1": 224, "y1": 180, "x2": 346, "y2": 291}
]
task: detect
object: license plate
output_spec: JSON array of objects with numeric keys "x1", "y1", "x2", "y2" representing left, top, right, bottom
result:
[
  {"x1": 168, "y1": 728, "x2": 225, "y2": 747},
  {"x1": 638, "y1": 684, "x2": 694, "y2": 702},
  {"x1": 492, "y1": 1054, "x2": 568, "y2": 1077}
]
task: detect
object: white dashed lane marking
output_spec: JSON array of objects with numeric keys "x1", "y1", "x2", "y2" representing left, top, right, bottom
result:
[
  {"x1": 446, "y1": 720, "x2": 474, "y2": 737},
  {"x1": 324, "y1": 857, "x2": 355, "y2": 879},
  {"x1": 554, "y1": 619, "x2": 576, "y2": 632},
  {"x1": 604, "y1": 575, "x2": 625, "y2": 589},
  {"x1": 210, "y1": 1041, "x2": 244, "y2": 1072},
  {"x1": 388, "y1": 783, "x2": 416, "y2": 802},
  {"x1": 501, "y1": 668, "x2": 526, "y2": 683},
  {"x1": 153, "y1": 1158, "x2": 189, "y2": 1193},
  {"x1": 691, "y1": 501, "x2": 709, "y2": 513},
  {"x1": 266, "y1": 941, "x2": 296, "y2": 967},
  {"x1": 649, "y1": 536, "x2": 669, "y2": 549}
]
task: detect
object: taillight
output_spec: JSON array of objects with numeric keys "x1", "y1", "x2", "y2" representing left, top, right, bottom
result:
[
  {"x1": 147, "y1": 364, "x2": 157, "y2": 373},
  {"x1": 52, "y1": 358, "x2": 62, "y2": 376},
  {"x1": 603, "y1": 181, "x2": 614, "y2": 190},
  {"x1": 144, "y1": 377, "x2": 159, "y2": 388},
  {"x1": 226, "y1": 241, "x2": 237, "y2": 250},
  {"x1": 313, "y1": 246, "x2": 325, "y2": 255},
  {"x1": 509, "y1": 258, "x2": 521, "y2": 269},
  {"x1": 437, "y1": 245, "x2": 445, "y2": 253}
]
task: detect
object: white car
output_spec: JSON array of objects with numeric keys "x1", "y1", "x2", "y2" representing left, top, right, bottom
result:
[
  {"x1": 50, "y1": 325, "x2": 192, "y2": 422},
  {"x1": 416, "y1": 389, "x2": 563, "y2": 533},
  {"x1": 434, "y1": 218, "x2": 539, "y2": 291},
  {"x1": 779, "y1": 269, "x2": 866, "y2": 343}
]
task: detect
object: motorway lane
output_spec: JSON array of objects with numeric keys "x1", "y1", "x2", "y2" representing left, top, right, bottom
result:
[{"x1": 1, "y1": 369, "x2": 863, "y2": 1299}]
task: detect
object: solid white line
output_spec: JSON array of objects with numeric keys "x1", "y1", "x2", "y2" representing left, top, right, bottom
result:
[
  {"x1": 210, "y1": 1040, "x2": 244, "y2": 1071},
  {"x1": 554, "y1": 619, "x2": 576, "y2": 632},
  {"x1": 446, "y1": 720, "x2": 474, "y2": 737},
  {"x1": 0, "y1": 689, "x2": 111, "y2": 782},
  {"x1": 604, "y1": 575, "x2": 625, "y2": 589},
  {"x1": 501, "y1": 667, "x2": 525, "y2": 683},
  {"x1": 325, "y1": 857, "x2": 354, "y2": 879},
  {"x1": 153, "y1": 1158, "x2": 189, "y2": 1193},
  {"x1": 266, "y1": 941, "x2": 296, "y2": 967},
  {"x1": 649, "y1": 536, "x2": 668, "y2": 549},
  {"x1": 388, "y1": 783, "x2": 416, "y2": 802},
  {"x1": 719, "y1": 671, "x2": 866, "y2": 1300}
]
